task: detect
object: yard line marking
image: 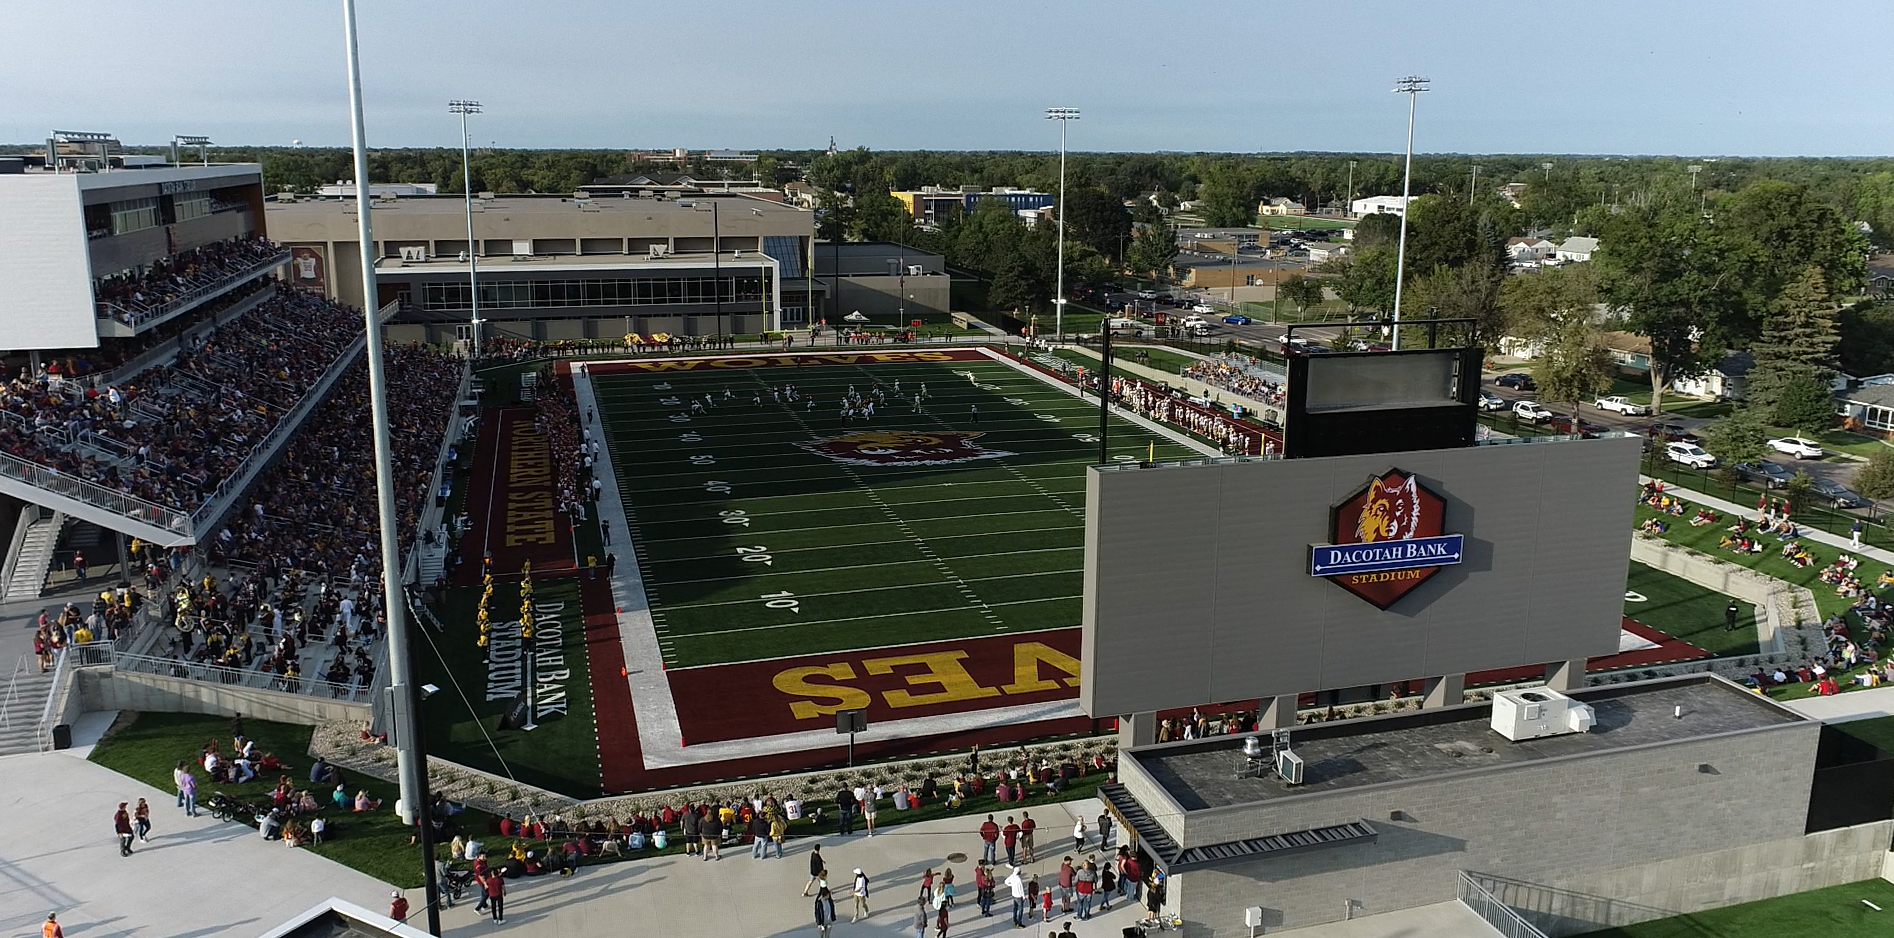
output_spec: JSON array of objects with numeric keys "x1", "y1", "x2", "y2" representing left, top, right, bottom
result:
[
  {"x1": 664, "y1": 596, "x2": 1084, "y2": 639},
  {"x1": 648, "y1": 567, "x2": 1085, "y2": 612},
  {"x1": 651, "y1": 546, "x2": 1082, "y2": 586}
]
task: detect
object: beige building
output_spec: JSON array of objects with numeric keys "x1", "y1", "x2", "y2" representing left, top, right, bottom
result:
[{"x1": 264, "y1": 191, "x2": 815, "y2": 343}]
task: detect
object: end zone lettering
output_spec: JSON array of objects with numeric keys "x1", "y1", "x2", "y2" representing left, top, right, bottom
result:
[{"x1": 770, "y1": 641, "x2": 1080, "y2": 720}]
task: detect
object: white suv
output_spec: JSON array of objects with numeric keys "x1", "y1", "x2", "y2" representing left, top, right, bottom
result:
[
  {"x1": 1666, "y1": 442, "x2": 1717, "y2": 468},
  {"x1": 1512, "y1": 401, "x2": 1553, "y2": 423},
  {"x1": 1766, "y1": 436, "x2": 1825, "y2": 459}
]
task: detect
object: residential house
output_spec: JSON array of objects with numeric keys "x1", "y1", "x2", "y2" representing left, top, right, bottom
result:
[
  {"x1": 1306, "y1": 243, "x2": 1351, "y2": 264},
  {"x1": 1496, "y1": 182, "x2": 1529, "y2": 208},
  {"x1": 1505, "y1": 237, "x2": 1555, "y2": 264},
  {"x1": 784, "y1": 181, "x2": 819, "y2": 209},
  {"x1": 1836, "y1": 377, "x2": 1894, "y2": 432},
  {"x1": 1600, "y1": 330, "x2": 1651, "y2": 373},
  {"x1": 1670, "y1": 352, "x2": 1753, "y2": 402},
  {"x1": 1555, "y1": 236, "x2": 1599, "y2": 263},
  {"x1": 1258, "y1": 196, "x2": 1305, "y2": 216}
]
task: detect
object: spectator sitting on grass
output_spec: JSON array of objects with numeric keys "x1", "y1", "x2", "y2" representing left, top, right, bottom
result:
[{"x1": 354, "y1": 789, "x2": 380, "y2": 812}]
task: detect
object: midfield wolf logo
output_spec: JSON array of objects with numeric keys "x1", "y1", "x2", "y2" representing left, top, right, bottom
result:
[{"x1": 796, "y1": 430, "x2": 1014, "y2": 467}]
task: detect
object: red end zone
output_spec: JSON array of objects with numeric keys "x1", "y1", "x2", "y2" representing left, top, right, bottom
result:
[
  {"x1": 665, "y1": 630, "x2": 1085, "y2": 745},
  {"x1": 457, "y1": 406, "x2": 575, "y2": 581}
]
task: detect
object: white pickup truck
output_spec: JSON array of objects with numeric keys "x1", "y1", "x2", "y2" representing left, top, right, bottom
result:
[{"x1": 1593, "y1": 395, "x2": 1651, "y2": 416}]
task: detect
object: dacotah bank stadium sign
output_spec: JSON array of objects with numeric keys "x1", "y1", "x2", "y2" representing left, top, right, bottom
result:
[{"x1": 1309, "y1": 469, "x2": 1464, "y2": 609}]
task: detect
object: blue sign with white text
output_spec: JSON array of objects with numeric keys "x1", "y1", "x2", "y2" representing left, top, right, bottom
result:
[{"x1": 1309, "y1": 534, "x2": 1465, "y2": 578}]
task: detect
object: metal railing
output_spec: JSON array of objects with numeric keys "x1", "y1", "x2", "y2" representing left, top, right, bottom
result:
[
  {"x1": 35, "y1": 647, "x2": 73, "y2": 752},
  {"x1": 97, "y1": 251, "x2": 291, "y2": 329},
  {"x1": 0, "y1": 448, "x2": 192, "y2": 535},
  {"x1": 1457, "y1": 871, "x2": 1551, "y2": 938},
  {"x1": 112, "y1": 650, "x2": 372, "y2": 703},
  {"x1": 0, "y1": 653, "x2": 27, "y2": 729}
]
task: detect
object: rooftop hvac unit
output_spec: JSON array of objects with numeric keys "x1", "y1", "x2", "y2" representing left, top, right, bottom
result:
[
  {"x1": 1490, "y1": 687, "x2": 1596, "y2": 742},
  {"x1": 1276, "y1": 749, "x2": 1305, "y2": 785},
  {"x1": 399, "y1": 246, "x2": 428, "y2": 262},
  {"x1": 733, "y1": 249, "x2": 742, "y2": 258},
  {"x1": 648, "y1": 244, "x2": 669, "y2": 259},
  {"x1": 907, "y1": 265, "x2": 925, "y2": 276}
]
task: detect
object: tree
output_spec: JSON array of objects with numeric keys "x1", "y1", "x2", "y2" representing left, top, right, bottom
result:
[
  {"x1": 1537, "y1": 317, "x2": 1613, "y2": 417},
  {"x1": 1745, "y1": 266, "x2": 1839, "y2": 412},
  {"x1": 988, "y1": 254, "x2": 1045, "y2": 314},
  {"x1": 1334, "y1": 247, "x2": 1398, "y2": 313},
  {"x1": 1498, "y1": 264, "x2": 1599, "y2": 343},
  {"x1": 1773, "y1": 373, "x2": 1838, "y2": 433},
  {"x1": 1125, "y1": 224, "x2": 1179, "y2": 280},
  {"x1": 1854, "y1": 450, "x2": 1894, "y2": 502},
  {"x1": 1839, "y1": 300, "x2": 1894, "y2": 378},
  {"x1": 1352, "y1": 213, "x2": 1402, "y2": 251},
  {"x1": 1062, "y1": 188, "x2": 1133, "y2": 263},
  {"x1": 815, "y1": 189, "x2": 852, "y2": 242},
  {"x1": 1411, "y1": 260, "x2": 1508, "y2": 347},
  {"x1": 1718, "y1": 180, "x2": 1870, "y2": 299},
  {"x1": 1703, "y1": 408, "x2": 1768, "y2": 466},
  {"x1": 1199, "y1": 166, "x2": 1256, "y2": 228},
  {"x1": 1278, "y1": 275, "x2": 1325, "y2": 312},
  {"x1": 1596, "y1": 205, "x2": 1744, "y2": 415},
  {"x1": 849, "y1": 190, "x2": 912, "y2": 243}
]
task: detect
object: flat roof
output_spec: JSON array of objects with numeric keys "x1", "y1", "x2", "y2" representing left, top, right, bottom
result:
[
  {"x1": 1129, "y1": 677, "x2": 1803, "y2": 811},
  {"x1": 373, "y1": 251, "x2": 775, "y2": 274},
  {"x1": 267, "y1": 192, "x2": 805, "y2": 220}
]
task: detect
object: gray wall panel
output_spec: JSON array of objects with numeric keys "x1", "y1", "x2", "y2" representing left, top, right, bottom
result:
[{"x1": 1081, "y1": 436, "x2": 1642, "y2": 716}]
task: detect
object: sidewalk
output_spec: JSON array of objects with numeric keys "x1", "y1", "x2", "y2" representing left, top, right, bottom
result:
[
  {"x1": 0, "y1": 745, "x2": 390, "y2": 938},
  {"x1": 433, "y1": 797, "x2": 1143, "y2": 938},
  {"x1": 1782, "y1": 684, "x2": 1894, "y2": 723},
  {"x1": 1644, "y1": 478, "x2": 1894, "y2": 568}
]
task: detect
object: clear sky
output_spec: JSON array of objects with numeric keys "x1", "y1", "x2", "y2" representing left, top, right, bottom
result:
[{"x1": 3, "y1": 0, "x2": 1889, "y2": 157}]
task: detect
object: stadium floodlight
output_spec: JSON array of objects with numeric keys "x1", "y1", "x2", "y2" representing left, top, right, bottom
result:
[
  {"x1": 48, "y1": 130, "x2": 116, "y2": 174},
  {"x1": 171, "y1": 135, "x2": 212, "y2": 166},
  {"x1": 1469, "y1": 163, "x2": 1482, "y2": 204},
  {"x1": 1389, "y1": 76, "x2": 1429, "y2": 351},
  {"x1": 1046, "y1": 107, "x2": 1080, "y2": 342},
  {"x1": 448, "y1": 100, "x2": 483, "y2": 355},
  {"x1": 342, "y1": 1, "x2": 435, "y2": 934}
]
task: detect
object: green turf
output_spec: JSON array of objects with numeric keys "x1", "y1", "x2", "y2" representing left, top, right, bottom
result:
[
  {"x1": 1633, "y1": 504, "x2": 1869, "y2": 620},
  {"x1": 1623, "y1": 562, "x2": 1759, "y2": 657},
  {"x1": 1572, "y1": 878, "x2": 1894, "y2": 937},
  {"x1": 591, "y1": 355, "x2": 1206, "y2": 668},
  {"x1": 416, "y1": 576, "x2": 601, "y2": 797},
  {"x1": 88, "y1": 711, "x2": 460, "y2": 887}
]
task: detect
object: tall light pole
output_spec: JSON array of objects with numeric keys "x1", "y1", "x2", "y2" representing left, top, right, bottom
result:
[
  {"x1": 448, "y1": 100, "x2": 482, "y2": 356},
  {"x1": 1390, "y1": 76, "x2": 1428, "y2": 351},
  {"x1": 1687, "y1": 163, "x2": 1706, "y2": 213},
  {"x1": 1541, "y1": 161, "x2": 1553, "y2": 181},
  {"x1": 1468, "y1": 163, "x2": 1482, "y2": 204},
  {"x1": 343, "y1": 0, "x2": 435, "y2": 933},
  {"x1": 1345, "y1": 159, "x2": 1357, "y2": 216},
  {"x1": 1046, "y1": 107, "x2": 1079, "y2": 341}
]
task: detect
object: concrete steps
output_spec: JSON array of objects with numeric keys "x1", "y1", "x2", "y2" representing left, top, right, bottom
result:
[
  {"x1": 3, "y1": 512, "x2": 67, "y2": 602},
  {"x1": 0, "y1": 664, "x2": 55, "y2": 755}
]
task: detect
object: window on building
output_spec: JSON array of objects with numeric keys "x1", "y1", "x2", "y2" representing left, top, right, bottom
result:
[
  {"x1": 1868, "y1": 405, "x2": 1894, "y2": 431},
  {"x1": 110, "y1": 197, "x2": 161, "y2": 235},
  {"x1": 172, "y1": 194, "x2": 212, "y2": 223},
  {"x1": 420, "y1": 274, "x2": 767, "y2": 312}
]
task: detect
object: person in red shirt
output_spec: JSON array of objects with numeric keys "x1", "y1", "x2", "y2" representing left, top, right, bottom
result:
[
  {"x1": 979, "y1": 815, "x2": 1000, "y2": 864},
  {"x1": 482, "y1": 871, "x2": 506, "y2": 923},
  {"x1": 388, "y1": 891, "x2": 409, "y2": 922},
  {"x1": 43, "y1": 913, "x2": 63, "y2": 938},
  {"x1": 1020, "y1": 812, "x2": 1037, "y2": 863},
  {"x1": 1001, "y1": 817, "x2": 1021, "y2": 866}
]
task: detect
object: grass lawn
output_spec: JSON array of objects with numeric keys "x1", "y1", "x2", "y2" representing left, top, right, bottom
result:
[
  {"x1": 417, "y1": 576, "x2": 601, "y2": 798},
  {"x1": 1633, "y1": 504, "x2": 1872, "y2": 621},
  {"x1": 1766, "y1": 425, "x2": 1892, "y2": 459},
  {"x1": 1113, "y1": 345, "x2": 1203, "y2": 375},
  {"x1": 592, "y1": 356, "x2": 1201, "y2": 668},
  {"x1": 1624, "y1": 562, "x2": 1759, "y2": 657},
  {"x1": 1833, "y1": 714, "x2": 1894, "y2": 752},
  {"x1": 1573, "y1": 878, "x2": 1894, "y2": 937},
  {"x1": 1254, "y1": 215, "x2": 1353, "y2": 230},
  {"x1": 88, "y1": 711, "x2": 461, "y2": 886}
]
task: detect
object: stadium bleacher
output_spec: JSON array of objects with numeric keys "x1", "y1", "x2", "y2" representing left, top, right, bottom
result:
[{"x1": 94, "y1": 235, "x2": 283, "y2": 325}]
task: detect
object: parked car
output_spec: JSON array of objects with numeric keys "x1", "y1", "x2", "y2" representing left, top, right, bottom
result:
[
  {"x1": 1181, "y1": 315, "x2": 1210, "y2": 328},
  {"x1": 1478, "y1": 390, "x2": 1506, "y2": 411},
  {"x1": 1594, "y1": 395, "x2": 1652, "y2": 416},
  {"x1": 1809, "y1": 477, "x2": 1870, "y2": 509},
  {"x1": 1646, "y1": 422, "x2": 1702, "y2": 445},
  {"x1": 1221, "y1": 314, "x2": 1253, "y2": 326},
  {"x1": 1107, "y1": 318, "x2": 1149, "y2": 337},
  {"x1": 1732, "y1": 461, "x2": 1795, "y2": 489},
  {"x1": 1545, "y1": 415, "x2": 1607, "y2": 437},
  {"x1": 1767, "y1": 436, "x2": 1825, "y2": 459},
  {"x1": 1494, "y1": 373, "x2": 1536, "y2": 391},
  {"x1": 1136, "y1": 290, "x2": 1159, "y2": 300},
  {"x1": 1513, "y1": 401, "x2": 1554, "y2": 423},
  {"x1": 1665, "y1": 442, "x2": 1717, "y2": 469},
  {"x1": 1191, "y1": 304, "x2": 1217, "y2": 315}
]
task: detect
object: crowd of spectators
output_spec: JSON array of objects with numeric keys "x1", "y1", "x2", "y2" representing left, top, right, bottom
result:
[
  {"x1": 532, "y1": 366, "x2": 596, "y2": 526},
  {"x1": 21, "y1": 279, "x2": 275, "y2": 382},
  {"x1": 207, "y1": 344, "x2": 461, "y2": 575},
  {"x1": 0, "y1": 286, "x2": 365, "y2": 512},
  {"x1": 1107, "y1": 376, "x2": 1269, "y2": 456},
  {"x1": 1182, "y1": 354, "x2": 1284, "y2": 406},
  {"x1": 94, "y1": 236, "x2": 283, "y2": 323}
]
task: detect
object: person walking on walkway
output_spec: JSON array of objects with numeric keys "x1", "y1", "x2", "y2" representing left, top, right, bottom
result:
[
  {"x1": 767, "y1": 811, "x2": 788, "y2": 859},
  {"x1": 42, "y1": 914, "x2": 63, "y2": 938},
  {"x1": 1097, "y1": 810, "x2": 1114, "y2": 851},
  {"x1": 980, "y1": 815, "x2": 1000, "y2": 864},
  {"x1": 912, "y1": 899, "x2": 929, "y2": 938},
  {"x1": 851, "y1": 869, "x2": 871, "y2": 922},
  {"x1": 1072, "y1": 817, "x2": 1086, "y2": 853},
  {"x1": 814, "y1": 886, "x2": 838, "y2": 938},
  {"x1": 113, "y1": 803, "x2": 135, "y2": 856},
  {"x1": 1002, "y1": 817, "x2": 1020, "y2": 866},
  {"x1": 701, "y1": 808, "x2": 723, "y2": 860},
  {"x1": 751, "y1": 813, "x2": 772, "y2": 859},
  {"x1": 804, "y1": 844, "x2": 828, "y2": 895},
  {"x1": 133, "y1": 798, "x2": 151, "y2": 843},
  {"x1": 835, "y1": 786, "x2": 857, "y2": 837},
  {"x1": 1020, "y1": 812, "x2": 1037, "y2": 863},
  {"x1": 482, "y1": 870, "x2": 506, "y2": 923}
]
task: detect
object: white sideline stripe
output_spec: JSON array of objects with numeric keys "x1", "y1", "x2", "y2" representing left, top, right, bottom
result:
[
  {"x1": 629, "y1": 487, "x2": 1086, "y2": 524},
  {"x1": 634, "y1": 510, "x2": 1085, "y2": 552},
  {"x1": 663, "y1": 624, "x2": 1082, "y2": 671}
]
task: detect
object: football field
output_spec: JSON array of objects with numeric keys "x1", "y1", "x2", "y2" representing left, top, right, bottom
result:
[{"x1": 588, "y1": 349, "x2": 1207, "y2": 670}]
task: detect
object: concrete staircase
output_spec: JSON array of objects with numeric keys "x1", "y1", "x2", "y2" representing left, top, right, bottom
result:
[
  {"x1": 0, "y1": 660, "x2": 54, "y2": 755},
  {"x1": 3, "y1": 511, "x2": 67, "y2": 602}
]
